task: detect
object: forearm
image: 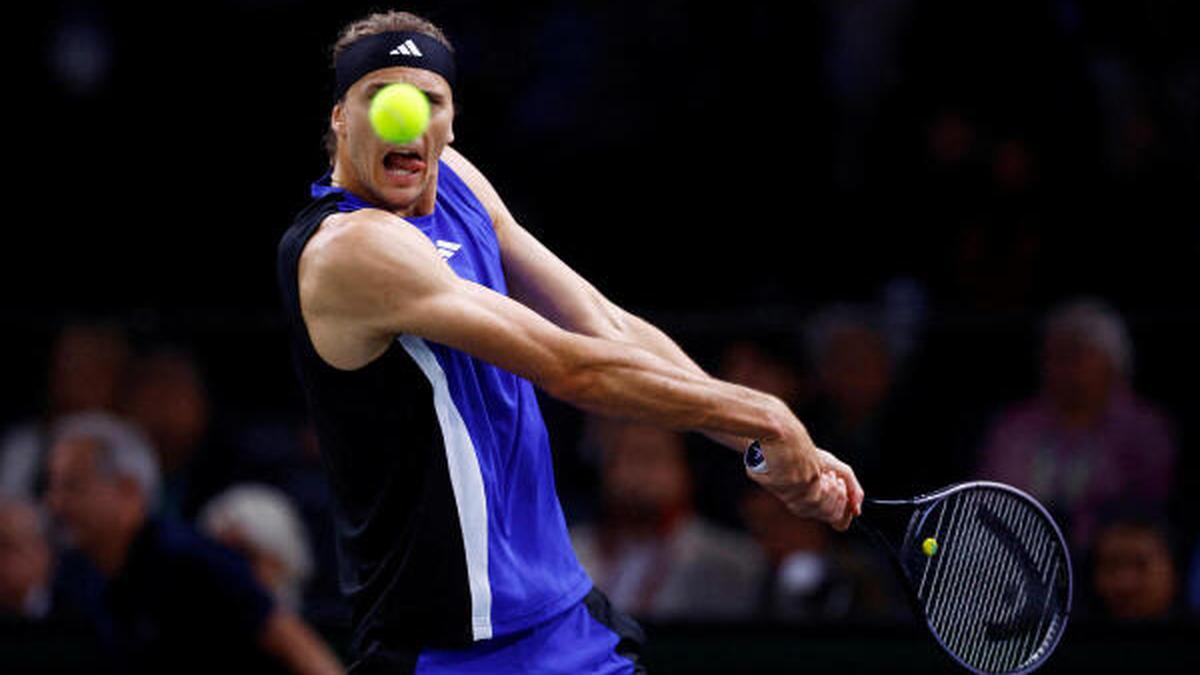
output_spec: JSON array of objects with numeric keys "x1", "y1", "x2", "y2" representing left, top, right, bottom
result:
[{"x1": 551, "y1": 334, "x2": 802, "y2": 459}]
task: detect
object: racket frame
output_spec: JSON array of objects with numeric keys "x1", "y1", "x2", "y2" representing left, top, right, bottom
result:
[{"x1": 856, "y1": 481, "x2": 1073, "y2": 675}]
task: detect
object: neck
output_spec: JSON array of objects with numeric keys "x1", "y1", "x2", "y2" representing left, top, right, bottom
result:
[
  {"x1": 329, "y1": 160, "x2": 438, "y2": 219},
  {"x1": 1052, "y1": 387, "x2": 1114, "y2": 430}
]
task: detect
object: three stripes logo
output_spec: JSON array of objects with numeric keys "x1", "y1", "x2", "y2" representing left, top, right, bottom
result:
[
  {"x1": 436, "y1": 240, "x2": 462, "y2": 260},
  {"x1": 390, "y1": 40, "x2": 424, "y2": 57}
]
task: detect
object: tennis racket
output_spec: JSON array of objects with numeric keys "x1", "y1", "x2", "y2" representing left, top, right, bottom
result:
[{"x1": 745, "y1": 445, "x2": 1072, "y2": 674}]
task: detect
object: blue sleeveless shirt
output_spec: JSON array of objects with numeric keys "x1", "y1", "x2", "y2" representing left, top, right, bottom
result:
[{"x1": 277, "y1": 161, "x2": 591, "y2": 652}]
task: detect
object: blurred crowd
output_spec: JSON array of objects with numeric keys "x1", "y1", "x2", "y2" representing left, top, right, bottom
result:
[
  {"x1": 1, "y1": 296, "x2": 1195, "y2": 669},
  {"x1": 559, "y1": 297, "x2": 1195, "y2": 629},
  {"x1": 0, "y1": 323, "x2": 346, "y2": 673},
  {"x1": 6, "y1": 0, "x2": 1197, "y2": 669}
]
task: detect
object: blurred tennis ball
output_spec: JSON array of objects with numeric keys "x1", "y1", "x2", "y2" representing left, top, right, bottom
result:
[
  {"x1": 922, "y1": 537, "x2": 939, "y2": 557},
  {"x1": 369, "y1": 83, "x2": 430, "y2": 144}
]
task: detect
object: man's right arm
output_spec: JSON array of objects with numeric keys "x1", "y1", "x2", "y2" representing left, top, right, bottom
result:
[{"x1": 299, "y1": 210, "x2": 854, "y2": 528}]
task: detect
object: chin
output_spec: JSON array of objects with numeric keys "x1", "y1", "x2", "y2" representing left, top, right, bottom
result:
[{"x1": 375, "y1": 177, "x2": 433, "y2": 213}]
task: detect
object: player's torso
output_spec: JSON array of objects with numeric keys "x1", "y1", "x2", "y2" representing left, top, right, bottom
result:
[{"x1": 278, "y1": 161, "x2": 590, "y2": 650}]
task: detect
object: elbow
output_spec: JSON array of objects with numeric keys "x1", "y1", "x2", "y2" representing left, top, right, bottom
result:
[
  {"x1": 543, "y1": 362, "x2": 596, "y2": 408},
  {"x1": 541, "y1": 352, "x2": 611, "y2": 412}
]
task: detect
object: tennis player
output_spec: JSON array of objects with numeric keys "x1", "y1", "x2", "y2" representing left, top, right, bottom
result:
[{"x1": 277, "y1": 10, "x2": 863, "y2": 674}]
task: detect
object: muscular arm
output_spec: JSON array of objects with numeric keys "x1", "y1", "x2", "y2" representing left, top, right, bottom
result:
[
  {"x1": 300, "y1": 149, "x2": 861, "y2": 527},
  {"x1": 302, "y1": 209, "x2": 801, "y2": 452},
  {"x1": 442, "y1": 147, "x2": 746, "y2": 450}
]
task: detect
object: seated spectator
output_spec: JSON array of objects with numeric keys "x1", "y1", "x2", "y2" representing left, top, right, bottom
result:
[
  {"x1": 703, "y1": 335, "x2": 810, "y2": 521},
  {"x1": 0, "y1": 319, "x2": 131, "y2": 499},
  {"x1": 43, "y1": 412, "x2": 343, "y2": 674},
  {"x1": 799, "y1": 304, "x2": 922, "y2": 494},
  {"x1": 717, "y1": 337, "x2": 808, "y2": 411},
  {"x1": 739, "y1": 485, "x2": 905, "y2": 622},
  {"x1": 0, "y1": 497, "x2": 53, "y2": 620},
  {"x1": 570, "y1": 418, "x2": 766, "y2": 621},
  {"x1": 977, "y1": 298, "x2": 1177, "y2": 550},
  {"x1": 118, "y1": 347, "x2": 227, "y2": 521},
  {"x1": 0, "y1": 496, "x2": 104, "y2": 671},
  {"x1": 199, "y1": 483, "x2": 314, "y2": 614},
  {"x1": 1088, "y1": 509, "x2": 1182, "y2": 623},
  {"x1": 223, "y1": 420, "x2": 349, "y2": 630}
]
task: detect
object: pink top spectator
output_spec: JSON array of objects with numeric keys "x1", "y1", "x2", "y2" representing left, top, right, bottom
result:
[{"x1": 978, "y1": 385, "x2": 1176, "y2": 550}]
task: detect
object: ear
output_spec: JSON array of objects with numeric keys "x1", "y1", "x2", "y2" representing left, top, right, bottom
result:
[{"x1": 331, "y1": 102, "x2": 346, "y2": 137}]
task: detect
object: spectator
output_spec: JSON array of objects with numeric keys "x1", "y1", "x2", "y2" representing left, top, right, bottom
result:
[
  {"x1": 0, "y1": 319, "x2": 131, "y2": 499},
  {"x1": 570, "y1": 418, "x2": 766, "y2": 621},
  {"x1": 800, "y1": 304, "x2": 921, "y2": 494},
  {"x1": 0, "y1": 497, "x2": 53, "y2": 619},
  {"x1": 223, "y1": 420, "x2": 349, "y2": 630},
  {"x1": 977, "y1": 298, "x2": 1177, "y2": 550},
  {"x1": 1089, "y1": 510, "x2": 1182, "y2": 623},
  {"x1": 704, "y1": 335, "x2": 811, "y2": 521},
  {"x1": 118, "y1": 347, "x2": 227, "y2": 521},
  {"x1": 199, "y1": 483, "x2": 314, "y2": 614},
  {"x1": 717, "y1": 337, "x2": 808, "y2": 412},
  {"x1": 43, "y1": 412, "x2": 343, "y2": 674},
  {"x1": 739, "y1": 485, "x2": 904, "y2": 622},
  {"x1": 0, "y1": 495, "x2": 104, "y2": 672}
]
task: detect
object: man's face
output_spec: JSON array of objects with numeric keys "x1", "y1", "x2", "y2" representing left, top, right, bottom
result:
[
  {"x1": 1092, "y1": 524, "x2": 1177, "y2": 620},
  {"x1": 44, "y1": 438, "x2": 127, "y2": 551},
  {"x1": 1041, "y1": 332, "x2": 1116, "y2": 412},
  {"x1": 332, "y1": 66, "x2": 455, "y2": 215},
  {"x1": 601, "y1": 424, "x2": 690, "y2": 519}
]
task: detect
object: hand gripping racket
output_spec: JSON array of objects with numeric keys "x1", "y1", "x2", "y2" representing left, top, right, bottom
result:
[{"x1": 745, "y1": 445, "x2": 1072, "y2": 674}]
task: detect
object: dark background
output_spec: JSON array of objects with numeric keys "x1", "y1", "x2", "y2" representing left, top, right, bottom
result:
[
  {"x1": 3, "y1": 0, "x2": 1198, "y2": 671},
  {"x1": 7, "y1": 0, "x2": 1196, "y2": 522}
]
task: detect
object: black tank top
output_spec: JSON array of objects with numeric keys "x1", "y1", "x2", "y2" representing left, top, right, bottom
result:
[
  {"x1": 277, "y1": 191, "x2": 474, "y2": 651},
  {"x1": 276, "y1": 167, "x2": 590, "y2": 654}
]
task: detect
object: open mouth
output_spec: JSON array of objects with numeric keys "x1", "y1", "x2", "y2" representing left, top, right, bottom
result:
[{"x1": 383, "y1": 150, "x2": 426, "y2": 177}]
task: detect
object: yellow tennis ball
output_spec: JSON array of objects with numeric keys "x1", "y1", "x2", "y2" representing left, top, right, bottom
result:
[
  {"x1": 369, "y1": 83, "x2": 430, "y2": 144},
  {"x1": 922, "y1": 537, "x2": 939, "y2": 557}
]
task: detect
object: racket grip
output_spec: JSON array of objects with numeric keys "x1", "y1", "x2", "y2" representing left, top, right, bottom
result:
[{"x1": 744, "y1": 440, "x2": 769, "y2": 474}]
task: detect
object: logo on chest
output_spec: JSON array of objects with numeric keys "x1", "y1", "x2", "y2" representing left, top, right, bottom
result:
[{"x1": 436, "y1": 240, "x2": 463, "y2": 260}]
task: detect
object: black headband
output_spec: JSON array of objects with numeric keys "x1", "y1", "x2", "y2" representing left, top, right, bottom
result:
[{"x1": 334, "y1": 31, "x2": 456, "y2": 101}]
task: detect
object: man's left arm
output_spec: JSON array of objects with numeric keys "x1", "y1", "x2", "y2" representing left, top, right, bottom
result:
[{"x1": 443, "y1": 146, "x2": 743, "y2": 451}]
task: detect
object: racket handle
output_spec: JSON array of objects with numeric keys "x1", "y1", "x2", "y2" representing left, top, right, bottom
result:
[{"x1": 744, "y1": 440, "x2": 769, "y2": 474}]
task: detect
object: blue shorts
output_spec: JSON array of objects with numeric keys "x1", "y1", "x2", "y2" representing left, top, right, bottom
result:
[{"x1": 349, "y1": 587, "x2": 646, "y2": 675}]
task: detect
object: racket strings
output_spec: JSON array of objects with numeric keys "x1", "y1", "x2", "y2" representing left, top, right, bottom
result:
[{"x1": 915, "y1": 489, "x2": 1068, "y2": 674}]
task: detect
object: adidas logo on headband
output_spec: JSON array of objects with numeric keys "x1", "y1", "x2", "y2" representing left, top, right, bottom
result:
[
  {"x1": 389, "y1": 40, "x2": 424, "y2": 58},
  {"x1": 334, "y1": 31, "x2": 456, "y2": 101}
]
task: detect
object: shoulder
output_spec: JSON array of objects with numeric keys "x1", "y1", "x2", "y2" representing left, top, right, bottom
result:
[
  {"x1": 153, "y1": 520, "x2": 272, "y2": 601},
  {"x1": 278, "y1": 193, "x2": 343, "y2": 262},
  {"x1": 300, "y1": 207, "x2": 436, "y2": 285},
  {"x1": 149, "y1": 519, "x2": 276, "y2": 631},
  {"x1": 1112, "y1": 388, "x2": 1176, "y2": 439},
  {"x1": 441, "y1": 145, "x2": 508, "y2": 227},
  {"x1": 152, "y1": 518, "x2": 239, "y2": 569},
  {"x1": 309, "y1": 207, "x2": 408, "y2": 250}
]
